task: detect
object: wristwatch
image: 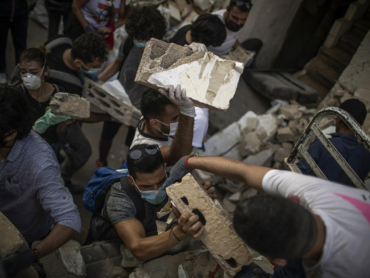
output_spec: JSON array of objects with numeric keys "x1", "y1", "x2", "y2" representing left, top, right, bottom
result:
[{"x1": 32, "y1": 248, "x2": 41, "y2": 262}]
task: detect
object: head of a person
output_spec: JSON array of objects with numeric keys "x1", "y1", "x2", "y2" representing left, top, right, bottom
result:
[
  {"x1": 127, "y1": 144, "x2": 166, "y2": 192},
  {"x1": 190, "y1": 14, "x2": 227, "y2": 47},
  {"x1": 0, "y1": 87, "x2": 33, "y2": 148},
  {"x1": 19, "y1": 46, "x2": 49, "y2": 90},
  {"x1": 336, "y1": 98, "x2": 367, "y2": 133},
  {"x1": 225, "y1": 0, "x2": 252, "y2": 32},
  {"x1": 70, "y1": 33, "x2": 109, "y2": 72},
  {"x1": 234, "y1": 195, "x2": 318, "y2": 264},
  {"x1": 140, "y1": 89, "x2": 180, "y2": 137},
  {"x1": 125, "y1": 6, "x2": 167, "y2": 48}
]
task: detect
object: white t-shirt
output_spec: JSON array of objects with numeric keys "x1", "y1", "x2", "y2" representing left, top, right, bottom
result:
[
  {"x1": 207, "y1": 9, "x2": 240, "y2": 56},
  {"x1": 82, "y1": 0, "x2": 121, "y2": 29},
  {"x1": 262, "y1": 170, "x2": 370, "y2": 278}
]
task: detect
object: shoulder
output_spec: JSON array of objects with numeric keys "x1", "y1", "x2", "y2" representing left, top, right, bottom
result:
[{"x1": 106, "y1": 181, "x2": 135, "y2": 208}]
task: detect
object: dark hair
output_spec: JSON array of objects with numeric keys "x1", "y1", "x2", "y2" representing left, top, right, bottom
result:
[
  {"x1": 140, "y1": 89, "x2": 173, "y2": 122},
  {"x1": 233, "y1": 195, "x2": 317, "y2": 259},
  {"x1": 191, "y1": 14, "x2": 227, "y2": 47},
  {"x1": 71, "y1": 33, "x2": 109, "y2": 63},
  {"x1": 229, "y1": 0, "x2": 252, "y2": 12},
  {"x1": 127, "y1": 144, "x2": 164, "y2": 179},
  {"x1": 125, "y1": 6, "x2": 167, "y2": 41},
  {"x1": 340, "y1": 98, "x2": 367, "y2": 126},
  {"x1": 0, "y1": 87, "x2": 33, "y2": 141},
  {"x1": 20, "y1": 45, "x2": 49, "y2": 68}
]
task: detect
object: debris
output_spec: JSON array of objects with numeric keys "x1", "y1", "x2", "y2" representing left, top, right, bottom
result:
[
  {"x1": 135, "y1": 38, "x2": 243, "y2": 111},
  {"x1": 217, "y1": 179, "x2": 244, "y2": 193},
  {"x1": 50, "y1": 93, "x2": 90, "y2": 119},
  {"x1": 204, "y1": 122, "x2": 241, "y2": 156},
  {"x1": 166, "y1": 174, "x2": 254, "y2": 277},
  {"x1": 318, "y1": 117, "x2": 336, "y2": 130},
  {"x1": 281, "y1": 142, "x2": 293, "y2": 152},
  {"x1": 241, "y1": 188, "x2": 258, "y2": 199},
  {"x1": 129, "y1": 268, "x2": 150, "y2": 278},
  {"x1": 228, "y1": 192, "x2": 241, "y2": 202},
  {"x1": 239, "y1": 131, "x2": 261, "y2": 156},
  {"x1": 168, "y1": 2, "x2": 181, "y2": 25},
  {"x1": 121, "y1": 245, "x2": 140, "y2": 268},
  {"x1": 242, "y1": 117, "x2": 258, "y2": 134},
  {"x1": 289, "y1": 118, "x2": 309, "y2": 135},
  {"x1": 242, "y1": 149, "x2": 275, "y2": 167},
  {"x1": 256, "y1": 113, "x2": 279, "y2": 141},
  {"x1": 279, "y1": 104, "x2": 303, "y2": 120},
  {"x1": 273, "y1": 148, "x2": 290, "y2": 163},
  {"x1": 59, "y1": 240, "x2": 86, "y2": 277},
  {"x1": 222, "y1": 47, "x2": 255, "y2": 66},
  {"x1": 276, "y1": 126, "x2": 297, "y2": 142},
  {"x1": 256, "y1": 127, "x2": 267, "y2": 140}
]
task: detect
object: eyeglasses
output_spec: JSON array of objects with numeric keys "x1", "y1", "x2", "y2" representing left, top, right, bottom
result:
[
  {"x1": 231, "y1": 0, "x2": 252, "y2": 10},
  {"x1": 127, "y1": 144, "x2": 160, "y2": 160}
]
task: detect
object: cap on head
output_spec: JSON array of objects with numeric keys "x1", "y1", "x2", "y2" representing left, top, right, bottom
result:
[
  {"x1": 340, "y1": 98, "x2": 367, "y2": 126},
  {"x1": 229, "y1": 0, "x2": 252, "y2": 12}
]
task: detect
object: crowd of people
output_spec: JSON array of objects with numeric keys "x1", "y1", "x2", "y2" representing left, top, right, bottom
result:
[{"x1": 1, "y1": 0, "x2": 370, "y2": 277}]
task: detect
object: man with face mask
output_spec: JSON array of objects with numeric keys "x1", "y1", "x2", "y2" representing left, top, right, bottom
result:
[{"x1": 208, "y1": 0, "x2": 252, "y2": 56}]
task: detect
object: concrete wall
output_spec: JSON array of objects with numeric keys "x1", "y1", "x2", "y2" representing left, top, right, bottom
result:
[{"x1": 238, "y1": 0, "x2": 303, "y2": 69}]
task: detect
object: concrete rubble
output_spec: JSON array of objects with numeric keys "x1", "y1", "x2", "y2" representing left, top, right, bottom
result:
[
  {"x1": 50, "y1": 92, "x2": 90, "y2": 119},
  {"x1": 135, "y1": 38, "x2": 243, "y2": 111},
  {"x1": 222, "y1": 46, "x2": 255, "y2": 67}
]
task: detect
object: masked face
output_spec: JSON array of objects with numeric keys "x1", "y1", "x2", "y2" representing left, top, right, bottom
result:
[
  {"x1": 156, "y1": 119, "x2": 179, "y2": 137},
  {"x1": 133, "y1": 39, "x2": 147, "y2": 48},
  {"x1": 132, "y1": 170, "x2": 168, "y2": 205},
  {"x1": 21, "y1": 61, "x2": 46, "y2": 90},
  {"x1": 80, "y1": 61, "x2": 101, "y2": 75},
  {"x1": 225, "y1": 14, "x2": 245, "y2": 32}
]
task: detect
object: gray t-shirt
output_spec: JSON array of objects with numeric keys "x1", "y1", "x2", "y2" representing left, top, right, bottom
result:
[
  {"x1": 118, "y1": 42, "x2": 148, "y2": 109},
  {"x1": 91, "y1": 178, "x2": 168, "y2": 241}
]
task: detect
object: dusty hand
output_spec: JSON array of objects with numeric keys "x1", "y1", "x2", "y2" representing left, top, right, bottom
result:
[
  {"x1": 201, "y1": 180, "x2": 217, "y2": 200},
  {"x1": 162, "y1": 156, "x2": 193, "y2": 190},
  {"x1": 2, "y1": 250, "x2": 35, "y2": 276},
  {"x1": 158, "y1": 85, "x2": 196, "y2": 118},
  {"x1": 186, "y1": 42, "x2": 207, "y2": 53},
  {"x1": 56, "y1": 119, "x2": 75, "y2": 134},
  {"x1": 177, "y1": 213, "x2": 204, "y2": 239}
]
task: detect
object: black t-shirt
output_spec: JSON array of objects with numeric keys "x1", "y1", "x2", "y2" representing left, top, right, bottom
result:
[{"x1": 170, "y1": 25, "x2": 191, "y2": 47}]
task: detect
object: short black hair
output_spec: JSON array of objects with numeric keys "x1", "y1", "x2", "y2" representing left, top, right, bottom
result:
[
  {"x1": 234, "y1": 195, "x2": 317, "y2": 259},
  {"x1": 340, "y1": 98, "x2": 367, "y2": 126},
  {"x1": 127, "y1": 144, "x2": 164, "y2": 179},
  {"x1": 71, "y1": 33, "x2": 108, "y2": 64},
  {"x1": 125, "y1": 6, "x2": 167, "y2": 41},
  {"x1": 0, "y1": 87, "x2": 33, "y2": 141},
  {"x1": 20, "y1": 45, "x2": 49, "y2": 68},
  {"x1": 140, "y1": 89, "x2": 173, "y2": 122},
  {"x1": 191, "y1": 14, "x2": 227, "y2": 47},
  {"x1": 229, "y1": 0, "x2": 252, "y2": 12}
]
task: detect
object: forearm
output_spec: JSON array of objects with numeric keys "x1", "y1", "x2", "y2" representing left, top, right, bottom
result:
[
  {"x1": 35, "y1": 224, "x2": 77, "y2": 257},
  {"x1": 187, "y1": 156, "x2": 272, "y2": 192},
  {"x1": 115, "y1": 19, "x2": 125, "y2": 28},
  {"x1": 78, "y1": 112, "x2": 112, "y2": 123},
  {"x1": 232, "y1": 40, "x2": 242, "y2": 50},
  {"x1": 98, "y1": 59, "x2": 122, "y2": 82},
  {"x1": 72, "y1": 1, "x2": 89, "y2": 28}
]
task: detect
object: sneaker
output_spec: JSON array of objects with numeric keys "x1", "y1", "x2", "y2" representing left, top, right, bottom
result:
[
  {"x1": 95, "y1": 159, "x2": 107, "y2": 169},
  {"x1": 65, "y1": 181, "x2": 85, "y2": 194},
  {"x1": 0, "y1": 73, "x2": 7, "y2": 85}
]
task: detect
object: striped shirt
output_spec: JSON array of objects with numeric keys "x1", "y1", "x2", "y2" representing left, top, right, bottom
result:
[{"x1": 0, "y1": 130, "x2": 81, "y2": 243}]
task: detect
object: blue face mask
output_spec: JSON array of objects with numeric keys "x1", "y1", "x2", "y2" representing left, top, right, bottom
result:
[
  {"x1": 132, "y1": 174, "x2": 167, "y2": 205},
  {"x1": 80, "y1": 61, "x2": 101, "y2": 75},
  {"x1": 133, "y1": 39, "x2": 147, "y2": 48}
]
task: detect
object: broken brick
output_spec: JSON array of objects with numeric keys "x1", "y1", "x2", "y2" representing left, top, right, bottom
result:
[
  {"x1": 279, "y1": 104, "x2": 303, "y2": 120},
  {"x1": 50, "y1": 93, "x2": 90, "y2": 119},
  {"x1": 273, "y1": 148, "x2": 290, "y2": 163},
  {"x1": 276, "y1": 126, "x2": 297, "y2": 142},
  {"x1": 239, "y1": 131, "x2": 261, "y2": 157}
]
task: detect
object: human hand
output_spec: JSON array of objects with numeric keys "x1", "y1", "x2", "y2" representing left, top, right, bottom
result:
[
  {"x1": 84, "y1": 24, "x2": 97, "y2": 34},
  {"x1": 177, "y1": 213, "x2": 204, "y2": 239},
  {"x1": 201, "y1": 180, "x2": 217, "y2": 200},
  {"x1": 158, "y1": 85, "x2": 196, "y2": 118},
  {"x1": 56, "y1": 119, "x2": 75, "y2": 134},
  {"x1": 97, "y1": 26, "x2": 112, "y2": 38},
  {"x1": 162, "y1": 155, "x2": 193, "y2": 190},
  {"x1": 2, "y1": 250, "x2": 36, "y2": 276},
  {"x1": 186, "y1": 42, "x2": 207, "y2": 53}
]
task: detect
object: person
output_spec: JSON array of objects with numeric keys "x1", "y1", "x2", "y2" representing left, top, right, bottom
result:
[
  {"x1": 0, "y1": 87, "x2": 81, "y2": 276},
  {"x1": 45, "y1": 0, "x2": 75, "y2": 40},
  {"x1": 88, "y1": 143, "x2": 216, "y2": 263},
  {"x1": 164, "y1": 155, "x2": 370, "y2": 278},
  {"x1": 71, "y1": 0, "x2": 126, "y2": 47},
  {"x1": 170, "y1": 13, "x2": 226, "y2": 48},
  {"x1": 207, "y1": 0, "x2": 252, "y2": 56},
  {"x1": 131, "y1": 86, "x2": 196, "y2": 167},
  {"x1": 297, "y1": 98, "x2": 370, "y2": 187},
  {"x1": 0, "y1": 0, "x2": 28, "y2": 85},
  {"x1": 96, "y1": 6, "x2": 167, "y2": 168}
]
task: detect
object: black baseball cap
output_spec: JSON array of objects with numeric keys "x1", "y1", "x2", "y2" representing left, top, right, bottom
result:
[{"x1": 340, "y1": 98, "x2": 367, "y2": 125}]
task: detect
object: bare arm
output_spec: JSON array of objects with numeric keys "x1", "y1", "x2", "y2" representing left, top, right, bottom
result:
[
  {"x1": 115, "y1": 0, "x2": 126, "y2": 28},
  {"x1": 35, "y1": 224, "x2": 77, "y2": 257},
  {"x1": 98, "y1": 58, "x2": 123, "y2": 82},
  {"x1": 72, "y1": 0, "x2": 90, "y2": 29},
  {"x1": 160, "y1": 115, "x2": 194, "y2": 166},
  {"x1": 77, "y1": 112, "x2": 112, "y2": 123},
  {"x1": 232, "y1": 40, "x2": 243, "y2": 50},
  {"x1": 187, "y1": 156, "x2": 272, "y2": 192}
]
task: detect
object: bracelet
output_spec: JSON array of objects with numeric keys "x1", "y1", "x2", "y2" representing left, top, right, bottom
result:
[
  {"x1": 170, "y1": 227, "x2": 181, "y2": 242},
  {"x1": 31, "y1": 248, "x2": 41, "y2": 262},
  {"x1": 185, "y1": 154, "x2": 197, "y2": 170}
]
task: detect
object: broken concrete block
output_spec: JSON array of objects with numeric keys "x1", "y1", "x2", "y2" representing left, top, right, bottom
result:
[
  {"x1": 182, "y1": 248, "x2": 223, "y2": 277},
  {"x1": 121, "y1": 245, "x2": 140, "y2": 268},
  {"x1": 0, "y1": 212, "x2": 29, "y2": 258},
  {"x1": 279, "y1": 104, "x2": 303, "y2": 120},
  {"x1": 273, "y1": 148, "x2": 290, "y2": 163},
  {"x1": 253, "y1": 255, "x2": 274, "y2": 274},
  {"x1": 289, "y1": 118, "x2": 309, "y2": 135},
  {"x1": 50, "y1": 93, "x2": 90, "y2": 119},
  {"x1": 228, "y1": 191, "x2": 241, "y2": 203},
  {"x1": 256, "y1": 113, "x2": 279, "y2": 142},
  {"x1": 242, "y1": 117, "x2": 258, "y2": 134},
  {"x1": 281, "y1": 142, "x2": 293, "y2": 152},
  {"x1": 84, "y1": 78, "x2": 142, "y2": 127},
  {"x1": 135, "y1": 38, "x2": 243, "y2": 111},
  {"x1": 319, "y1": 116, "x2": 336, "y2": 130},
  {"x1": 241, "y1": 188, "x2": 258, "y2": 199},
  {"x1": 239, "y1": 131, "x2": 261, "y2": 157},
  {"x1": 276, "y1": 126, "x2": 297, "y2": 142},
  {"x1": 242, "y1": 148, "x2": 275, "y2": 167},
  {"x1": 237, "y1": 111, "x2": 258, "y2": 132},
  {"x1": 223, "y1": 47, "x2": 255, "y2": 67},
  {"x1": 192, "y1": 169, "x2": 215, "y2": 182},
  {"x1": 222, "y1": 145, "x2": 244, "y2": 161},
  {"x1": 166, "y1": 174, "x2": 253, "y2": 276},
  {"x1": 334, "y1": 89, "x2": 346, "y2": 98},
  {"x1": 256, "y1": 127, "x2": 267, "y2": 140},
  {"x1": 204, "y1": 122, "x2": 241, "y2": 156}
]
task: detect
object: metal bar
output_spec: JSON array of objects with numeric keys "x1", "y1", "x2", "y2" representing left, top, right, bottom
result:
[
  {"x1": 298, "y1": 145, "x2": 328, "y2": 180},
  {"x1": 284, "y1": 158, "x2": 302, "y2": 174},
  {"x1": 311, "y1": 123, "x2": 367, "y2": 190}
]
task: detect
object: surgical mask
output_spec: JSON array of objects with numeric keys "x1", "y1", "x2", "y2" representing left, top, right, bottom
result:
[
  {"x1": 21, "y1": 63, "x2": 46, "y2": 90},
  {"x1": 156, "y1": 119, "x2": 179, "y2": 137},
  {"x1": 132, "y1": 174, "x2": 167, "y2": 205},
  {"x1": 80, "y1": 61, "x2": 101, "y2": 75},
  {"x1": 225, "y1": 16, "x2": 244, "y2": 32},
  {"x1": 133, "y1": 39, "x2": 147, "y2": 48}
]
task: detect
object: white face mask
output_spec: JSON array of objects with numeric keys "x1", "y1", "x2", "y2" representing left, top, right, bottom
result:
[
  {"x1": 156, "y1": 119, "x2": 179, "y2": 137},
  {"x1": 21, "y1": 63, "x2": 45, "y2": 90}
]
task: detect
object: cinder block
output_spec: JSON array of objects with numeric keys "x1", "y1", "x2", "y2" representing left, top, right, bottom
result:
[
  {"x1": 50, "y1": 93, "x2": 90, "y2": 119},
  {"x1": 135, "y1": 38, "x2": 243, "y2": 111},
  {"x1": 204, "y1": 122, "x2": 241, "y2": 156},
  {"x1": 83, "y1": 78, "x2": 142, "y2": 127},
  {"x1": 166, "y1": 174, "x2": 253, "y2": 277}
]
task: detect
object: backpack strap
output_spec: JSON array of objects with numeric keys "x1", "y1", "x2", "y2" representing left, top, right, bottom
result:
[
  {"x1": 45, "y1": 37, "x2": 73, "y2": 50},
  {"x1": 48, "y1": 69, "x2": 83, "y2": 89},
  {"x1": 122, "y1": 38, "x2": 134, "y2": 65},
  {"x1": 120, "y1": 177, "x2": 146, "y2": 222}
]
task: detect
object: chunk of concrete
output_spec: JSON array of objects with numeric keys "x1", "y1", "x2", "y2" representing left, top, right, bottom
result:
[
  {"x1": 281, "y1": 142, "x2": 293, "y2": 152},
  {"x1": 255, "y1": 127, "x2": 267, "y2": 140},
  {"x1": 273, "y1": 148, "x2": 290, "y2": 163},
  {"x1": 242, "y1": 148, "x2": 275, "y2": 167},
  {"x1": 50, "y1": 93, "x2": 90, "y2": 119},
  {"x1": 237, "y1": 111, "x2": 258, "y2": 131},
  {"x1": 279, "y1": 104, "x2": 303, "y2": 120},
  {"x1": 276, "y1": 126, "x2": 297, "y2": 142},
  {"x1": 223, "y1": 47, "x2": 255, "y2": 66},
  {"x1": 318, "y1": 117, "x2": 336, "y2": 130},
  {"x1": 135, "y1": 38, "x2": 243, "y2": 111},
  {"x1": 166, "y1": 174, "x2": 253, "y2": 277},
  {"x1": 239, "y1": 131, "x2": 261, "y2": 157},
  {"x1": 228, "y1": 191, "x2": 241, "y2": 202},
  {"x1": 242, "y1": 117, "x2": 258, "y2": 134},
  {"x1": 204, "y1": 122, "x2": 241, "y2": 156},
  {"x1": 256, "y1": 114, "x2": 279, "y2": 142},
  {"x1": 289, "y1": 118, "x2": 309, "y2": 135},
  {"x1": 222, "y1": 145, "x2": 244, "y2": 161},
  {"x1": 241, "y1": 188, "x2": 258, "y2": 199},
  {"x1": 84, "y1": 78, "x2": 142, "y2": 127}
]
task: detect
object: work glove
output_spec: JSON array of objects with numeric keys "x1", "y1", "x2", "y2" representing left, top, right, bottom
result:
[
  {"x1": 158, "y1": 85, "x2": 196, "y2": 118},
  {"x1": 186, "y1": 42, "x2": 207, "y2": 53},
  {"x1": 2, "y1": 250, "x2": 36, "y2": 276},
  {"x1": 33, "y1": 109, "x2": 72, "y2": 134},
  {"x1": 78, "y1": 71, "x2": 99, "y2": 85},
  {"x1": 162, "y1": 155, "x2": 195, "y2": 189}
]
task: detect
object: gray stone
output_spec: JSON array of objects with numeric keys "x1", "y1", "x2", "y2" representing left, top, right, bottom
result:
[
  {"x1": 273, "y1": 148, "x2": 290, "y2": 163},
  {"x1": 276, "y1": 127, "x2": 297, "y2": 142},
  {"x1": 239, "y1": 131, "x2": 261, "y2": 157},
  {"x1": 279, "y1": 104, "x2": 303, "y2": 120},
  {"x1": 242, "y1": 149, "x2": 275, "y2": 167},
  {"x1": 256, "y1": 127, "x2": 267, "y2": 140},
  {"x1": 241, "y1": 188, "x2": 257, "y2": 199},
  {"x1": 242, "y1": 117, "x2": 258, "y2": 134},
  {"x1": 228, "y1": 192, "x2": 241, "y2": 203},
  {"x1": 281, "y1": 142, "x2": 293, "y2": 152},
  {"x1": 256, "y1": 113, "x2": 279, "y2": 142},
  {"x1": 50, "y1": 93, "x2": 90, "y2": 119},
  {"x1": 289, "y1": 118, "x2": 309, "y2": 135}
]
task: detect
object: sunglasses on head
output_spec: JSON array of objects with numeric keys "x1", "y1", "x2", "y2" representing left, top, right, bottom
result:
[
  {"x1": 127, "y1": 144, "x2": 160, "y2": 160},
  {"x1": 231, "y1": 0, "x2": 252, "y2": 10}
]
